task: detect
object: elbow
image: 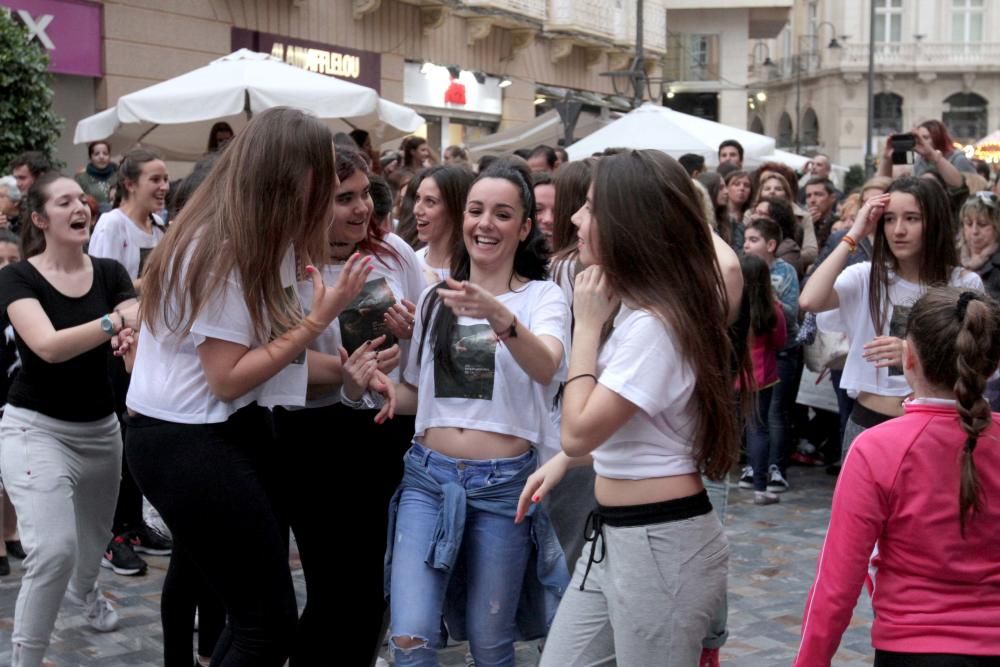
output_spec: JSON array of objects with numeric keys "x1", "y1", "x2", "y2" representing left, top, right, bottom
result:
[
  {"x1": 205, "y1": 378, "x2": 244, "y2": 403},
  {"x1": 560, "y1": 424, "x2": 593, "y2": 458},
  {"x1": 799, "y1": 292, "x2": 822, "y2": 313}
]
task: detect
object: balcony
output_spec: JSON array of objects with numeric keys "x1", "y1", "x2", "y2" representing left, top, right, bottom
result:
[
  {"x1": 545, "y1": 0, "x2": 622, "y2": 43},
  {"x1": 461, "y1": 0, "x2": 547, "y2": 24},
  {"x1": 620, "y1": 0, "x2": 667, "y2": 54}
]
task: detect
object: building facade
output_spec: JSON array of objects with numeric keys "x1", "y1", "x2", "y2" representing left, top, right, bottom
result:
[{"x1": 748, "y1": 0, "x2": 1000, "y2": 167}]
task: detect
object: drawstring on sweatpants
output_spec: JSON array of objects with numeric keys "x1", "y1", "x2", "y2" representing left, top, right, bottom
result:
[{"x1": 579, "y1": 510, "x2": 606, "y2": 590}]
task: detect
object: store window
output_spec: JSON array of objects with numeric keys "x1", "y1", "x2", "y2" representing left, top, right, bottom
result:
[
  {"x1": 801, "y1": 108, "x2": 819, "y2": 148},
  {"x1": 778, "y1": 112, "x2": 794, "y2": 148}
]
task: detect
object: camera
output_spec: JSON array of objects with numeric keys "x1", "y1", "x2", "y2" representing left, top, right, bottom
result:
[{"x1": 889, "y1": 133, "x2": 916, "y2": 165}]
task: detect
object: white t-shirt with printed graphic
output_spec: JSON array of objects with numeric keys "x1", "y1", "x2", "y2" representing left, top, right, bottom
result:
[
  {"x1": 296, "y1": 234, "x2": 425, "y2": 408},
  {"x1": 403, "y1": 279, "x2": 569, "y2": 446},
  {"x1": 817, "y1": 262, "x2": 983, "y2": 397},
  {"x1": 127, "y1": 245, "x2": 307, "y2": 423},
  {"x1": 590, "y1": 304, "x2": 700, "y2": 481},
  {"x1": 89, "y1": 209, "x2": 166, "y2": 280},
  {"x1": 415, "y1": 246, "x2": 450, "y2": 286}
]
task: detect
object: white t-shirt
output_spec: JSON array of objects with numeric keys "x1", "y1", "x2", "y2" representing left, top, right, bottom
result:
[
  {"x1": 296, "y1": 234, "x2": 425, "y2": 408},
  {"x1": 591, "y1": 305, "x2": 699, "y2": 481},
  {"x1": 818, "y1": 262, "x2": 984, "y2": 397},
  {"x1": 89, "y1": 209, "x2": 166, "y2": 280},
  {"x1": 415, "y1": 246, "x2": 450, "y2": 285},
  {"x1": 127, "y1": 245, "x2": 307, "y2": 423},
  {"x1": 403, "y1": 279, "x2": 569, "y2": 445}
]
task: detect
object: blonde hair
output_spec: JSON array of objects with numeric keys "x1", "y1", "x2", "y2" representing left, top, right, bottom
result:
[{"x1": 140, "y1": 107, "x2": 336, "y2": 341}]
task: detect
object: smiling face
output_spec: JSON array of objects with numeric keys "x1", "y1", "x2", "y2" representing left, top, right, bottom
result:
[
  {"x1": 463, "y1": 177, "x2": 530, "y2": 272},
  {"x1": 126, "y1": 160, "x2": 170, "y2": 212},
  {"x1": 328, "y1": 169, "x2": 372, "y2": 258},
  {"x1": 571, "y1": 185, "x2": 600, "y2": 266},
  {"x1": 33, "y1": 177, "x2": 91, "y2": 247},
  {"x1": 414, "y1": 176, "x2": 450, "y2": 247},
  {"x1": 882, "y1": 192, "x2": 924, "y2": 265}
]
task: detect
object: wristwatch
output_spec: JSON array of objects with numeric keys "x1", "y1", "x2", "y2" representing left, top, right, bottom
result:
[{"x1": 100, "y1": 313, "x2": 118, "y2": 335}]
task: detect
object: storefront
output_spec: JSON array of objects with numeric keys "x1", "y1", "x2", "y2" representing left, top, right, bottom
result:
[
  {"x1": 403, "y1": 61, "x2": 502, "y2": 156},
  {"x1": 2, "y1": 0, "x2": 102, "y2": 169}
]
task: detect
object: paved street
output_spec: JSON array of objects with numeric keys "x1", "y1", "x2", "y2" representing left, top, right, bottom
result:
[{"x1": 0, "y1": 466, "x2": 874, "y2": 666}]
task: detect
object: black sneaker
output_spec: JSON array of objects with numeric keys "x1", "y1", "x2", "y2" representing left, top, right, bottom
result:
[
  {"x1": 128, "y1": 524, "x2": 172, "y2": 556},
  {"x1": 5, "y1": 540, "x2": 25, "y2": 559},
  {"x1": 737, "y1": 466, "x2": 753, "y2": 489},
  {"x1": 101, "y1": 535, "x2": 147, "y2": 576},
  {"x1": 0, "y1": 555, "x2": 9, "y2": 576}
]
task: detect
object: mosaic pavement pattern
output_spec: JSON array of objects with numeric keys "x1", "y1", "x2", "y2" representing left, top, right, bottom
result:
[{"x1": 0, "y1": 466, "x2": 874, "y2": 666}]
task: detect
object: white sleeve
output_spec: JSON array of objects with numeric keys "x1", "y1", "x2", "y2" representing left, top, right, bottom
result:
[
  {"x1": 88, "y1": 213, "x2": 128, "y2": 267},
  {"x1": 957, "y1": 269, "x2": 985, "y2": 291},
  {"x1": 832, "y1": 263, "x2": 869, "y2": 331},
  {"x1": 190, "y1": 276, "x2": 254, "y2": 348},
  {"x1": 598, "y1": 312, "x2": 692, "y2": 417},
  {"x1": 403, "y1": 284, "x2": 435, "y2": 386},
  {"x1": 527, "y1": 281, "x2": 570, "y2": 360}
]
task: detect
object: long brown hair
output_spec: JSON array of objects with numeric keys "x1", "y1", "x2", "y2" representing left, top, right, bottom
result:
[
  {"x1": 592, "y1": 150, "x2": 741, "y2": 480},
  {"x1": 868, "y1": 177, "x2": 959, "y2": 332},
  {"x1": 906, "y1": 287, "x2": 1000, "y2": 535},
  {"x1": 140, "y1": 107, "x2": 336, "y2": 340},
  {"x1": 21, "y1": 172, "x2": 67, "y2": 258},
  {"x1": 551, "y1": 158, "x2": 594, "y2": 260}
]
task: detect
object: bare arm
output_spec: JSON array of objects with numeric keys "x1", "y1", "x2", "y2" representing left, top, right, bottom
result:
[
  {"x1": 7, "y1": 298, "x2": 137, "y2": 364},
  {"x1": 713, "y1": 232, "x2": 743, "y2": 326}
]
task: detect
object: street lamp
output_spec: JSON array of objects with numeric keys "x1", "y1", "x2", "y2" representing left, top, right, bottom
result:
[{"x1": 794, "y1": 21, "x2": 842, "y2": 153}]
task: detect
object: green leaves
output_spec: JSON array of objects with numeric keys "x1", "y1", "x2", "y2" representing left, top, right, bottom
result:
[{"x1": 0, "y1": 10, "x2": 63, "y2": 171}]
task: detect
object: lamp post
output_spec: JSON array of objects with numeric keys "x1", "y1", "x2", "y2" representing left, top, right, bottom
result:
[
  {"x1": 794, "y1": 22, "x2": 841, "y2": 153},
  {"x1": 864, "y1": 0, "x2": 877, "y2": 177}
]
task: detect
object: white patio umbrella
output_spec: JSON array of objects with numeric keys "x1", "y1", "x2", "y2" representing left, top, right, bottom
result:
[
  {"x1": 565, "y1": 103, "x2": 775, "y2": 166},
  {"x1": 74, "y1": 49, "x2": 424, "y2": 161}
]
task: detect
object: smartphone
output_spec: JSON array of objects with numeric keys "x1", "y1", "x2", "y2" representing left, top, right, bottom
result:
[{"x1": 889, "y1": 132, "x2": 916, "y2": 165}]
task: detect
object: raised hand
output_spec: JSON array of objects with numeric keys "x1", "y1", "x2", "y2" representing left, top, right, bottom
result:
[{"x1": 307, "y1": 254, "x2": 373, "y2": 328}]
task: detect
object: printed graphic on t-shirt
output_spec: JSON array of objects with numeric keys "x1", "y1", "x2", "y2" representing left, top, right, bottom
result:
[
  {"x1": 138, "y1": 247, "x2": 154, "y2": 278},
  {"x1": 435, "y1": 323, "x2": 497, "y2": 400},
  {"x1": 887, "y1": 304, "x2": 912, "y2": 376},
  {"x1": 339, "y1": 278, "x2": 398, "y2": 354}
]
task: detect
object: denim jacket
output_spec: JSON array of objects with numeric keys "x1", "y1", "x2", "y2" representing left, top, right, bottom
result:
[{"x1": 384, "y1": 446, "x2": 570, "y2": 642}]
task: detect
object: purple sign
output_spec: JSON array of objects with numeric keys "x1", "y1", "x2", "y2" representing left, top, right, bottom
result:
[{"x1": 1, "y1": 0, "x2": 102, "y2": 77}]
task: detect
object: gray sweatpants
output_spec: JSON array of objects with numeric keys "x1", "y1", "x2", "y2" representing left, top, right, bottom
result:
[
  {"x1": 540, "y1": 511, "x2": 729, "y2": 667},
  {"x1": 0, "y1": 405, "x2": 122, "y2": 667}
]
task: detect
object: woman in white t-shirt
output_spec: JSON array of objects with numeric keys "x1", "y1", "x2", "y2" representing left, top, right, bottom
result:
[
  {"x1": 271, "y1": 146, "x2": 425, "y2": 666},
  {"x1": 518, "y1": 150, "x2": 741, "y2": 665},
  {"x1": 411, "y1": 165, "x2": 474, "y2": 284},
  {"x1": 343, "y1": 159, "x2": 570, "y2": 666},
  {"x1": 800, "y1": 176, "x2": 983, "y2": 453},
  {"x1": 88, "y1": 149, "x2": 169, "y2": 292},
  {"x1": 87, "y1": 148, "x2": 172, "y2": 579},
  {"x1": 123, "y1": 108, "x2": 376, "y2": 666}
]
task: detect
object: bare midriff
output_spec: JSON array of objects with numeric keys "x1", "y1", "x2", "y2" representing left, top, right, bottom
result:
[
  {"x1": 857, "y1": 391, "x2": 906, "y2": 418},
  {"x1": 422, "y1": 427, "x2": 531, "y2": 460},
  {"x1": 595, "y1": 471, "x2": 705, "y2": 507}
]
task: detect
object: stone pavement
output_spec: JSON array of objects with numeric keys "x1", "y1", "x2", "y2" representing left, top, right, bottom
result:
[{"x1": 0, "y1": 466, "x2": 874, "y2": 666}]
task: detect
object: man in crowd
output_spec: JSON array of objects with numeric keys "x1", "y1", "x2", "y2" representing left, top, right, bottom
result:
[
  {"x1": 804, "y1": 177, "x2": 840, "y2": 251},
  {"x1": 718, "y1": 140, "x2": 744, "y2": 169},
  {"x1": 527, "y1": 144, "x2": 558, "y2": 173},
  {"x1": 9, "y1": 151, "x2": 51, "y2": 195},
  {"x1": 679, "y1": 153, "x2": 706, "y2": 178}
]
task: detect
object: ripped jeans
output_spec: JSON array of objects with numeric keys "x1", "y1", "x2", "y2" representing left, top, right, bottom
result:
[{"x1": 389, "y1": 444, "x2": 534, "y2": 667}]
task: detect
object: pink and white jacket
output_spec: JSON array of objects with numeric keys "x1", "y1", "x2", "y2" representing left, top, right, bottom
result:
[{"x1": 795, "y1": 399, "x2": 1000, "y2": 666}]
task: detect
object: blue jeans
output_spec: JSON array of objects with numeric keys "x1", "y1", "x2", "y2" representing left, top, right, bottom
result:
[
  {"x1": 768, "y1": 348, "x2": 801, "y2": 471},
  {"x1": 389, "y1": 444, "x2": 534, "y2": 667},
  {"x1": 747, "y1": 385, "x2": 775, "y2": 491}
]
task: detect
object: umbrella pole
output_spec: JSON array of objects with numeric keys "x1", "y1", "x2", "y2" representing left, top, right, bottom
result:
[
  {"x1": 244, "y1": 91, "x2": 252, "y2": 120},
  {"x1": 133, "y1": 124, "x2": 161, "y2": 148}
]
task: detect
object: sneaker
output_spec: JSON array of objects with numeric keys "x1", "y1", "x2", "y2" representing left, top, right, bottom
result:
[
  {"x1": 754, "y1": 491, "x2": 780, "y2": 505},
  {"x1": 700, "y1": 647, "x2": 720, "y2": 667},
  {"x1": 101, "y1": 535, "x2": 147, "y2": 576},
  {"x1": 67, "y1": 588, "x2": 120, "y2": 632},
  {"x1": 766, "y1": 465, "x2": 789, "y2": 493},
  {"x1": 737, "y1": 466, "x2": 753, "y2": 489},
  {"x1": 791, "y1": 451, "x2": 825, "y2": 467},
  {"x1": 128, "y1": 524, "x2": 172, "y2": 556},
  {"x1": 6, "y1": 539, "x2": 26, "y2": 559}
]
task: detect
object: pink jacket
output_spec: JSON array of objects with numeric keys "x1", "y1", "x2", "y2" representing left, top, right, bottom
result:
[
  {"x1": 747, "y1": 301, "x2": 786, "y2": 389},
  {"x1": 795, "y1": 400, "x2": 1000, "y2": 665}
]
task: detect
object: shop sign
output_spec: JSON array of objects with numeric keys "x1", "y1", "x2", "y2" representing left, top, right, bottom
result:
[
  {"x1": 231, "y1": 28, "x2": 381, "y2": 92},
  {"x1": 1, "y1": 0, "x2": 102, "y2": 77}
]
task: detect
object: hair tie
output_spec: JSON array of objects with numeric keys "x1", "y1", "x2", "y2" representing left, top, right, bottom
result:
[{"x1": 956, "y1": 291, "x2": 979, "y2": 321}]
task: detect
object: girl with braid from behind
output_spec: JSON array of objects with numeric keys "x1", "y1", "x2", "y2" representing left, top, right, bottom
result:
[{"x1": 795, "y1": 286, "x2": 1000, "y2": 667}]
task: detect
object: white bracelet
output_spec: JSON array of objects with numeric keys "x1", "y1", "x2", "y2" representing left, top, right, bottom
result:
[{"x1": 338, "y1": 386, "x2": 385, "y2": 410}]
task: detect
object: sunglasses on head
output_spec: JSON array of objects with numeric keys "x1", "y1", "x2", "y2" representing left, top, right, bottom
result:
[{"x1": 974, "y1": 191, "x2": 999, "y2": 209}]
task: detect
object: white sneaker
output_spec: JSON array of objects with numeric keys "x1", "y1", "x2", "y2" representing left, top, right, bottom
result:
[
  {"x1": 737, "y1": 465, "x2": 753, "y2": 489},
  {"x1": 67, "y1": 588, "x2": 120, "y2": 632},
  {"x1": 767, "y1": 464, "x2": 789, "y2": 493},
  {"x1": 374, "y1": 658, "x2": 390, "y2": 667}
]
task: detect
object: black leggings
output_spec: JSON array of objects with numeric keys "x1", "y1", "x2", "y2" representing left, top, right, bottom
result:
[
  {"x1": 126, "y1": 405, "x2": 296, "y2": 667},
  {"x1": 272, "y1": 402, "x2": 412, "y2": 667},
  {"x1": 875, "y1": 651, "x2": 1000, "y2": 666},
  {"x1": 161, "y1": 545, "x2": 226, "y2": 666}
]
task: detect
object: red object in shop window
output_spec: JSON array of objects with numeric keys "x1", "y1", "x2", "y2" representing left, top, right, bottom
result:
[{"x1": 445, "y1": 79, "x2": 466, "y2": 106}]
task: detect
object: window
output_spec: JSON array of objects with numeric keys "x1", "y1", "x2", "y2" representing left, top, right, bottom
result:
[
  {"x1": 778, "y1": 112, "x2": 794, "y2": 148},
  {"x1": 873, "y1": 0, "x2": 903, "y2": 43},
  {"x1": 952, "y1": 0, "x2": 984, "y2": 42},
  {"x1": 664, "y1": 33, "x2": 719, "y2": 81},
  {"x1": 943, "y1": 92, "x2": 988, "y2": 141},
  {"x1": 801, "y1": 108, "x2": 819, "y2": 147},
  {"x1": 873, "y1": 92, "x2": 904, "y2": 135}
]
